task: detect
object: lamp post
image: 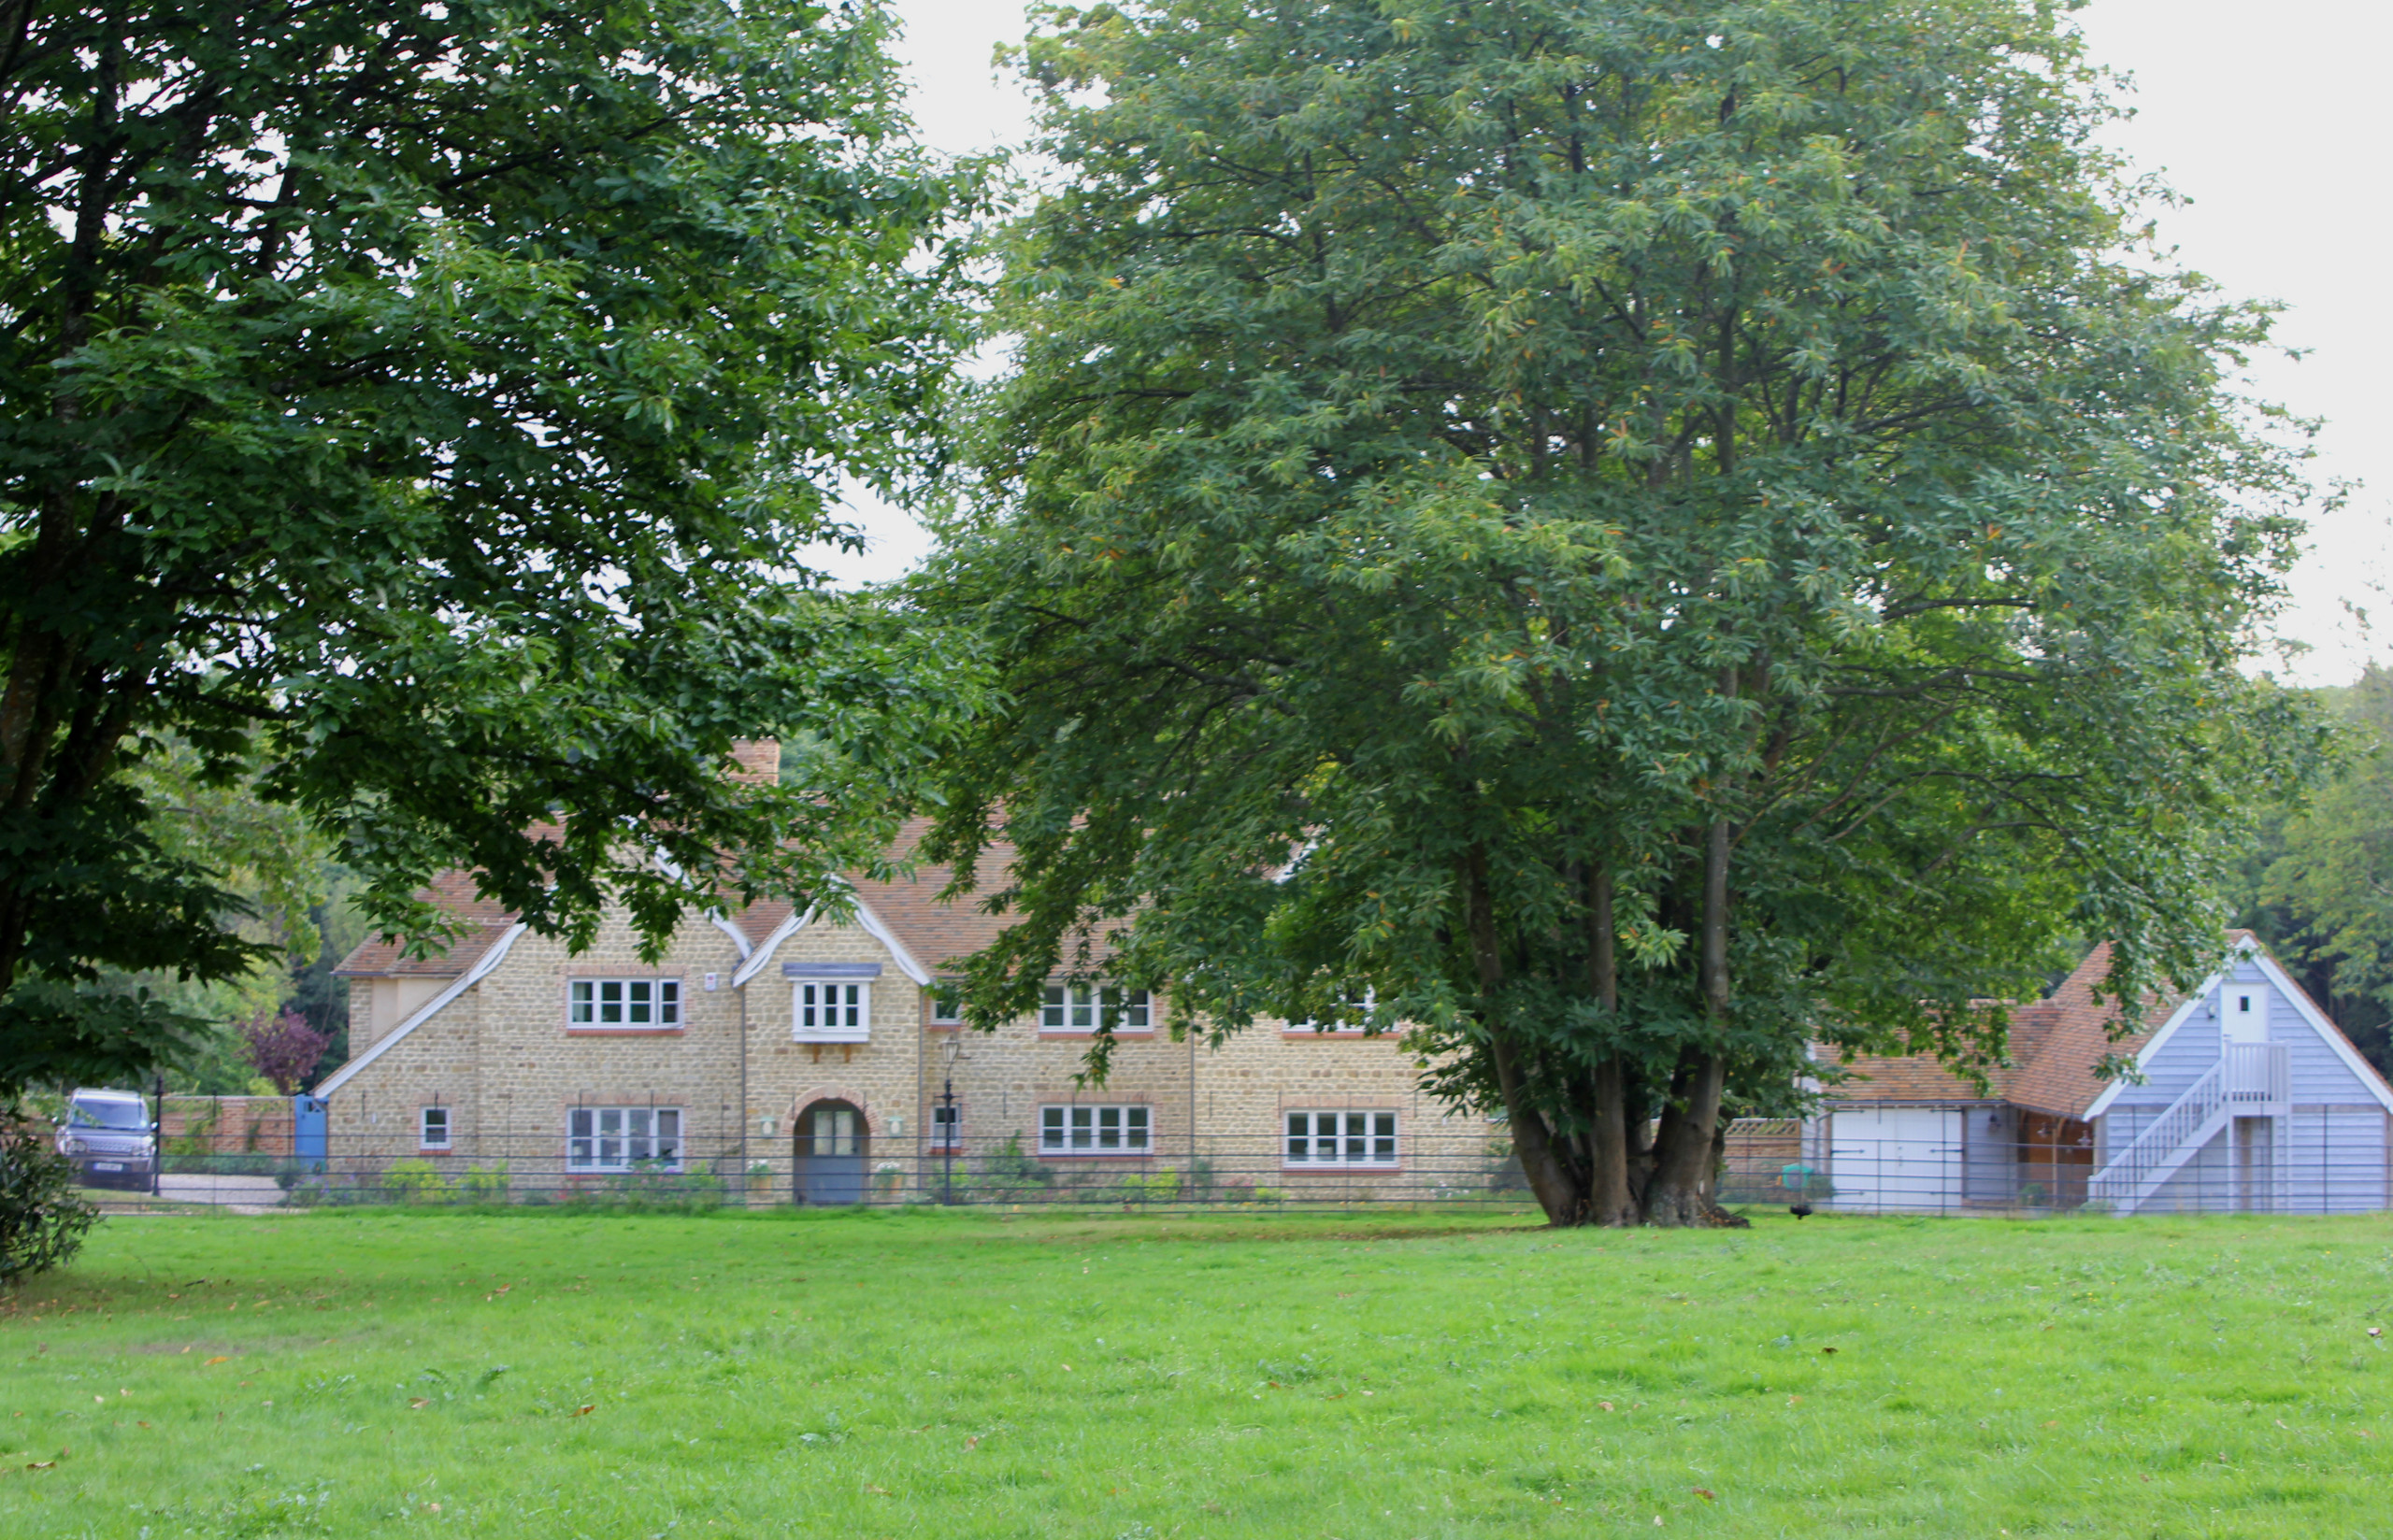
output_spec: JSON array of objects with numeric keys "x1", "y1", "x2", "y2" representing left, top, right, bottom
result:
[{"x1": 939, "y1": 1034, "x2": 967, "y2": 1205}]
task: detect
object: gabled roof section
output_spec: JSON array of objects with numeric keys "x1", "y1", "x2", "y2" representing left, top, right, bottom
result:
[
  {"x1": 2082, "y1": 934, "x2": 2393, "y2": 1119},
  {"x1": 2002, "y1": 943, "x2": 2177, "y2": 1118},
  {"x1": 333, "y1": 870, "x2": 519, "y2": 979},
  {"x1": 1823, "y1": 943, "x2": 2177, "y2": 1119},
  {"x1": 317, "y1": 920, "x2": 529, "y2": 1096},
  {"x1": 843, "y1": 818, "x2": 1025, "y2": 977}
]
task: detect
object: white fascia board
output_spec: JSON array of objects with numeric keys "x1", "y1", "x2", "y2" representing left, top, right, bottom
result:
[
  {"x1": 708, "y1": 911, "x2": 753, "y2": 961},
  {"x1": 727, "y1": 885, "x2": 934, "y2": 991},
  {"x1": 317, "y1": 923, "x2": 528, "y2": 1098},
  {"x1": 2249, "y1": 948, "x2": 2393, "y2": 1112},
  {"x1": 2082, "y1": 939, "x2": 2255, "y2": 1120},
  {"x1": 731, "y1": 908, "x2": 810, "y2": 989},
  {"x1": 850, "y1": 892, "x2": 933, "y2": 986}
]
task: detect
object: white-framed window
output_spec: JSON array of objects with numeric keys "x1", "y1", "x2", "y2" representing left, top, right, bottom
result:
[
  {"x1": 1039, "y1": 1104, "x2": 1151, "y2": 1154},
  {"x1": 1295, "y1": 986, "x2": 1375, "y2": 1034},
  {"x1": 567, "y1": 1106, "x2": 682, "y2": 1171},
  {"x1": 929, "y1": 982, "x2": 966, "y2": 1025},
  {"x1": 931, "y1": 1102, "x2": 962, "y2": 1151},
  {"x1": 795, "y1": 980, "x2": 870, "y2": 1039},
  {"x1": 420, "y1": 1106, "x2": 451, "y2": 1150},
  {"x1": 1284, "y1": 1110, "x2": 1397, "y2": 1167},
  {"x1": 1039, "y1": 985, "x2": 1151, "y2": 1033},
  {"x1": 568, "y1": 977, "x2": 681, "y2": 1028}
]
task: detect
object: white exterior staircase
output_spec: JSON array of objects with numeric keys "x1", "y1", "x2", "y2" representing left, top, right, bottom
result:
[{"x1": 2086, "y1": 1044, "x2": 2288, "y2": 1215}]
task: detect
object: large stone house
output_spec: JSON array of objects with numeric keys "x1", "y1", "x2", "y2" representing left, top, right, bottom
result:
[{"x1": 320, "y1": 794, "x2": 1501, "y2": 1205}]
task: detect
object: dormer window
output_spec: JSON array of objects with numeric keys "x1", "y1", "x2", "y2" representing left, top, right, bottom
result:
[
  {"x1": 785, "y1": 962, "x2": 879, "y2": 1043},
  {"x1": 2238, "y1": 995, "x2": 2252, "y2": 1013}
]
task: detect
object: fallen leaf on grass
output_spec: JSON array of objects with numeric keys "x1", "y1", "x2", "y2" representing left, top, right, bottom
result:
[
  {"x1": 866, "y1": 1485, "x2": 893, "y2": 1497},
  {"x1": 1692, "y1": 1488, "x2": 1715, "y2": 1501},
  {"x1": 964, "y1": 1436, "x2": 979, "y2": 1450},
  {"x1": 1819, "y1": 1347, "x2": 1837, "y2": 1356},
  {"x1": 570, "y1": 1405, "x2": 595, "y2": 1418},
  {"x1": 1598, "y1": 1402, "x2": 1614, "y2": 1412},
  {"x1": 409, "y1": 1399, "x2": 430, "y2": 1410},
  {"x1": 136, "y1": 1422, "x2": 149, "y2": 1430},
  {"x1": 203, "y1": 1357, "x2": 229, "y2": 1366},
  {"x1": 24, "y1": 1462, "x2": 52, "y2": 1472}
]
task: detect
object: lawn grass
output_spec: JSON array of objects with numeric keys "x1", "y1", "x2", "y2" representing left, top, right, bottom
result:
[{"x1": 3, "y1": 1205, "x2": 2389, "y2": 1538}]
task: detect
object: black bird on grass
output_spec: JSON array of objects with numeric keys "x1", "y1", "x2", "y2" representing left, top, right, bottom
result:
[{"x1": 1789, "y1": 1202, "x2": 1813, "y2": 1219}]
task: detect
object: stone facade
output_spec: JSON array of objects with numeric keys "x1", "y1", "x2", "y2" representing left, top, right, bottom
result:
[{"x1": 324, "y1": 895, "x2": 1508, "y2": 1205}]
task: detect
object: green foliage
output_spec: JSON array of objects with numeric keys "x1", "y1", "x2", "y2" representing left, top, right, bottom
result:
[
  {"x1": 460, "y1": 1162, "x2": 512, "y2": 1204},
  {"x1": 0, "y1": 0, "x2": 989, "y2": 1095},
  {"x1": 2234, "y1": 666, "x2": 2393, "y2": 1073},
  {"x1": 0, "y1": 1105, "x2": 98, "y2": 1281},
  {"x1": 380, "y1": 1160, "x2": 457, "y2": 1205},
  {"x1": 926, "y1": 0, "x2": 2325, "y2": 1224},
  {"x1": 980, "y1": 1134, "x2": 1057, "y2": 1194}
]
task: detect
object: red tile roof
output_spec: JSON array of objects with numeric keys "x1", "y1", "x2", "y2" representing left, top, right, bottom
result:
[
  {"x1": 337, "y1": 817, "x2": 1038, "y2": 981},
  {"x1": 332, "y1": 869, "x2": 520, "y2": 979},
  {"x1": 1824, "y1": 943, "x2": 2182, "y2": 1119}
]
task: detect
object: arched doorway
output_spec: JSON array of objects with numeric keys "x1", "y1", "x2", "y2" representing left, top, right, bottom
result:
[{"x1": 794, "y1": 1100, "x2": 867, "y2": 1205}]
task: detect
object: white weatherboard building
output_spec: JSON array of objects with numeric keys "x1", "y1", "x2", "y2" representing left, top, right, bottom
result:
[{"x1": 1810, "y1": 936, "x2": 2393, "y2": 1215}]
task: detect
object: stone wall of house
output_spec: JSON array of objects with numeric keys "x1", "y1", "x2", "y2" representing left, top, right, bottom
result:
[
  {"x1": 323, "y1": 913, "x2": 754, "y2": 1187},
  {"x1": 322, "y1": 906, "x2": 1513, "y2": 1205}
]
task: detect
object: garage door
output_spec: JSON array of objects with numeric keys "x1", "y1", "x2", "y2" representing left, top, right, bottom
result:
[{"x1": 1828, "y1": 1108, "x2": 1964, "y2": 1214}]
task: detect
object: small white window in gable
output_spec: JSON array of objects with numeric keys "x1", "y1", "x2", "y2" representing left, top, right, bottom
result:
[
  {"x1": 2238, "y1": 994, "x2": 2253, "y2": 1013},
  {"x1": 419, "y1": 1106, "x2": 451, "y2": 1150},
  {"x1": 785, "y1": 963, "x2": 879, "y2": 1042}
]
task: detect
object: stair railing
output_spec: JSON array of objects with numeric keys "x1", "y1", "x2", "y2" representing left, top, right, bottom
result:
[{"x1": 2087, "y1": 1058, "x2": 2226, "y2": 1208}]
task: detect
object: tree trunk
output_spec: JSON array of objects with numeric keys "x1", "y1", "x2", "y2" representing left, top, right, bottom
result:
[
  {"x1": 1640, "y1": 812, "x2": 1736, "y2": 1226},
  {"x1": 1583, "y1": 863, "x2": 1639, "y2": 1225},
  {"x1": 1463, "y1": 845, "x2": 1585, "y2": 1224}
]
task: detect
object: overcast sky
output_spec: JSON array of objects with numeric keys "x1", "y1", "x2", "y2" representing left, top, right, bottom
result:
[{"x1": 817, "y1": 0, "x2": 2387, "y2": 687}]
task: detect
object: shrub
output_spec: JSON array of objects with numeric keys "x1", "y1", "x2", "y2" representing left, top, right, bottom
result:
[
  {"x1": 382, "y1": 1159, "x2": 457, "y2": 1205},
  {"x1": 1116, "y1": 1170, "x2": 1182, "y2": 1205},
  {"x1": 460, "y1": 1162, "x2": 509, "y2": 1203},
  {"x1": 0, "y1": 1108, "x2": 99, "y2": 1282},
  {"x1": 980, "y1": 1134, "x2": 1054, "y2": 1196}
]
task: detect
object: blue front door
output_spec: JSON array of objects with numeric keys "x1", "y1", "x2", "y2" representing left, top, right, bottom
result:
[{"x1": 795, "y1": 1102, "x2": 866, "y2": 1205}]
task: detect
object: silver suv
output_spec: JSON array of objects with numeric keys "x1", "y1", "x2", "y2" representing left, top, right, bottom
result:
[{"x1": 56, "y1": 1089, "x2": 156, "y2": 1190}]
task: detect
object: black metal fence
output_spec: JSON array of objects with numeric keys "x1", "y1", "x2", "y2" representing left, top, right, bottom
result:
[{"x1": 79, "y1": 1131, "x2": 1542, "y2": 1215}]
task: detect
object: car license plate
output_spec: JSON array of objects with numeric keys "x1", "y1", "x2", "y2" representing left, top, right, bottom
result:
[{"x1": 91, "y1": 1162, "x2": 123, "y2": 1172}]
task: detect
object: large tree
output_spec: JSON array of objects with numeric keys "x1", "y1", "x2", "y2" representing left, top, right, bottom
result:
[
  {"x1": 924, "y1": 0, "x2": 2322, "y2": 1224},
  {"x1": 2235, "y1": 666, "x2": 2393, "y2": 1076},
  {"x1": 0, "y1": 0, "x2": 985, "y2": 1092}
]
